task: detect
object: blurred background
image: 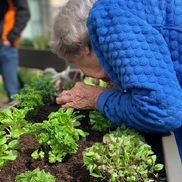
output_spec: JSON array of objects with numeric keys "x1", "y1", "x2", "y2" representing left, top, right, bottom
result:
[{"x1": 0, "y1": 0, "x2": 69, "y2": 106}]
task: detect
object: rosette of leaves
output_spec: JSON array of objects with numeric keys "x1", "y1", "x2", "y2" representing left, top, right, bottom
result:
[
  {"x1": 11, "y1": 88, "x2": 46, "y2": 117},
  {"x1": 89, "y1": 110, "x2": 116, "y2": 132},
  {"x1": 83, "y1": 129, "x2": 164, "y2": 182},
  {"x1": 0, "y1": 131, "x2": 19, "y2": 168},
  {"x1": 48, "y1": 108, "x2": 89, "y2": 141},
  {"x1": 0, "y1": 107, "x2": 31, "y2": 138},
  {"x1": 15, "y1": 167, "x2": 55, "y2": 182},
  {"x1": 25, "y1": 119, "x2": 79, "y2": 163},
  {"x1": 24, "y1": 75, "x2": 59, "y2": 102}
]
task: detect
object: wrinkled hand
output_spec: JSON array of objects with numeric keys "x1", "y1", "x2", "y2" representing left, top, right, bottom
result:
[{"x1": 56, "y1": 82, "x2": 107, "y2": 110}]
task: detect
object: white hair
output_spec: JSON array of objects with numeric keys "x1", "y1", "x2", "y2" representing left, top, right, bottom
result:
[{"x1": 49, "y1": 0, "x2": 96, "y2": 59}]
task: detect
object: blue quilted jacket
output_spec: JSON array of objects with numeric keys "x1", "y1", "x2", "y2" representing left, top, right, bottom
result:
[{"x1": 87, "y1": 0, "x2": 182, "y2": 158}]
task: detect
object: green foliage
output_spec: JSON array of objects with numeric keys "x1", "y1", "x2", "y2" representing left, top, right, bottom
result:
[
  {"x1": 0, "y1": 107, "x2": 30, "y2": 138},
  {"x1": 83, "y1": 126, "x2": 164, "y2": 182},
  {"x1": 63, "y1": 79, "x2": 78, "y2": 90},
  {"x1": 24, "y1": 75, "x2": 59, "y2": 102},
  {"x1": 18, "y1": 38, "x2": 34, "y2": 47},
  {"x1": 48, "y1": 108, "x2": 89, "y2": 141},
  {"x1": 33, "y1": 35, "x2": 50, "y2": 50},
  {"x1": 89, "y1": 110, "x2": 116, "y2": 132},
  {"x1": 25, "y1": 108, "x2": 87, "y2": 163},
  {"x1": 15, "y1": 167, "x2": 55, "y2": 182},
  {"x1": 25, "y1": 120, "x2": 78, "y2": 163},
  {"x1": 83, "y1": 77, "x2": 107, "y2": 87},
  {"x1": 0, "y1": 131, "x2": 19, "y2": 168},
  {"x1": 11, "y1": 88, "x2": 45, "y2": 117}
]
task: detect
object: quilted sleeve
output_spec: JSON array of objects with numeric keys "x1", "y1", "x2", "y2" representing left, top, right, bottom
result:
[{"x1": 87, "y1": 4, "x2": 182, "y2": 133}]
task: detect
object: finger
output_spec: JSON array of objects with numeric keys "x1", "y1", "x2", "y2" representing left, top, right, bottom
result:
[
  {"x1": 56, "y1": 94, "x2": 72, "y2": 105},
  {"x1": 61, "y1": 102, "x2": 74, "y2": 109},
  {"x1": 59, "y1": 90, "x2": 71, "y2": 97}
]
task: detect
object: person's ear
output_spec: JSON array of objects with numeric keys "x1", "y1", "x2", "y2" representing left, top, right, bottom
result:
[{"x1": 80, "y1": 45, "x2": 90, "y2": 55}]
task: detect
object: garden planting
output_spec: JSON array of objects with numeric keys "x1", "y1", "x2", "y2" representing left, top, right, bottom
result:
[{"x1": 0, "y1": 74, "x2": 166, "y2": 182}]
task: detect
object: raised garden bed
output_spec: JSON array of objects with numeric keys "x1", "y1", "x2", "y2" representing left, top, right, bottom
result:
[{"x1": 0, "y1": 99, "x2": 182, "y2": 182}]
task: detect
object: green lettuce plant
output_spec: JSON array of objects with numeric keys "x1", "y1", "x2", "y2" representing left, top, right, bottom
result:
[
  {"x1": 0, "y1": 107, "x2": 31, "y2": 138},
  {"x1": 48, "y1": 108, "x2": 89, "y2": 141},
  {"x1": 83, "y1": 126, "x2": 165, "y2": 182},
  {"x1": 0, "y1": 131, "x2": 19, "y2": 168},
  {"x1": 11, "y1": 88, "x2": 45, "y2": 117},
  {"x1": 15, "y1": 167, "x2": 55, "y2": 182},
  {"x1": 89, "y1": 110, "x2": 116, "y2": 132}
]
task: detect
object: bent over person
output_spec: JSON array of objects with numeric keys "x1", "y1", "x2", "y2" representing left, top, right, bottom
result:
[
  {"x1": 0, "y1": 0, "x2": 30, "y2": 102},
  {"x1": 49, "y1": 0, "x2": 182, "y2": 160}
]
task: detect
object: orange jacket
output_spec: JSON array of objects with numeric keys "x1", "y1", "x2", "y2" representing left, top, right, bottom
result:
[{"x1": 0, "y1": 0, "x2": 30, "y2": 47}]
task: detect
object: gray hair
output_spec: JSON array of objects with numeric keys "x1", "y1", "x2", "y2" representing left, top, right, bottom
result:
[{"x1": 49, "y1": 0, "x2": 96, "y2": 59}]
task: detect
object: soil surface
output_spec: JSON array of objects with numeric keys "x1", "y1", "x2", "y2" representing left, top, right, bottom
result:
[{"x1": 0, "y1": 101, "x2": 166, "y2": 182}]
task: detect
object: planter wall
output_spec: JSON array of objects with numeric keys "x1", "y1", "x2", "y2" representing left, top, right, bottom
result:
[
  {"x1": 1, "y1": 100, "x2": 182, "y2": 182},
  {"x1": 18, "y1": 47, "x2": 77, "y2": 72}
]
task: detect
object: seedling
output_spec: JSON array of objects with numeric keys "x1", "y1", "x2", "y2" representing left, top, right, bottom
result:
[
  {"x1": 11, "y1": 88, "x2": 45, "y2": 117},
  {"x1": 0, "y1": 131, "x2": 19, "y2": 169},
  {"x1": 89, "y1": 110, "x2": 116, "y2": 132},
  {"x1": 48, "y1": 108, "x2": 89, "y2": 141},
  {"x1": 83, "y1": 126, "x2": 165, "y2": 182},
  {"x1": 0, "y1": 107, "x2": 31, "y2": 138},
  {"x1": 15, "y1": 167, "x2": 55, "y2": 182}
]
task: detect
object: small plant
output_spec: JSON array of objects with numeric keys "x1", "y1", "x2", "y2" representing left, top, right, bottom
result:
[
  {"x1": 24, "y1": 75, "x2": 59, "y2": 102},
  {"x1": 63, "y1": 79, "x2": 78, "y2": 90},
  {"x1": 25, "y1": 119, "x2": 79, "y2": 163},
  {"x1": 48, "y1": 108, "x2": 89, "y2": 141},
  {"x1": 83, "y1": 127, "x2": 164, "y2": 182},
  {"x1": 11, "y1": 88, "x2": 45, "y2": 117},
  {"x1": 89, "y1": 110, "x2": 116, "y2": 132},
  {"x1": 0, "y1": 131, "x2": 19, "y2": 168},
  {"x1": 15, "y1": 167, "x2": 56, "y2": 182},
  {"x1": 0, "y1": 107, "x2": 31, "y2": 138},
  {"x1": 83, "y1": 77, "x2": 107, "y2": 87}
]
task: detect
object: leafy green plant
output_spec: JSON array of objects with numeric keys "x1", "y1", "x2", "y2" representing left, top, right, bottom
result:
[
  {"x1": 48, "y1": 108, "x2": 89, "y2": 141},
  {"x1": 63, "y1": 79, "x2": 78, "y2": 90},
  {"x1": 25, "y1": 119, "x2": 78, "y2": 163},
  {"x1": 89, "y1": 110, "x2": 116, "y2": 132},
  {"x1": 83, "y1": 77, "x2": 107, "y2": 87},
  {"x1": 83, "y1": 127, "x2": 164, "y2": 182},
  {"x1": 11, "y1": 88, "x2": 45, "y2": 117},
  {"x1": 15, "y1": 167, "x2": 55, "y2": 182},
  {"x1": 33, "y1": 35, "x2": 50, "y2": 50},
  {"x1": 24, "y1": 75, "x2": 59, "y2": 102},
  {"x1": 0, "y1": 107, "x2": 31, "y2": 138},
  {"x1": 0, "y1": 131, "x2": 19, "y2": 168}
]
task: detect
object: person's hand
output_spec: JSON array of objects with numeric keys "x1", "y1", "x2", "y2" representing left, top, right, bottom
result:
[
  {"x1": 3, "y1": 39, "x2": 11, "y2": 46},
  {"x1": 56, "y1": 82, "x2": 107, "y2": 110}
]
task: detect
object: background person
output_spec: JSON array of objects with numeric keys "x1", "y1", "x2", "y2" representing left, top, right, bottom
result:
[
  {"x1": 0, "y1": 0, "x2": 30, "y2": 102},
  {"x1": 49, "y1": 0, "x2": 182, "y2": 160}
]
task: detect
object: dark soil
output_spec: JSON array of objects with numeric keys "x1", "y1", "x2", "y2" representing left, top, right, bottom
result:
[{"x1": 0, "y1": 101, "x2": 166, "y2": 182}]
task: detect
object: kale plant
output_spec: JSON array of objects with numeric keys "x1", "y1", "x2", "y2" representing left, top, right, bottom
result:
[
  {"x1": 0, "y1": 131, "x2": 19, "y2": 168},
  {"x1": 0, "y1": 107, "x2": 31, "y2": 138},
  {"x1": 15, "y1": 167, "x2": 55, "y2": 182},
  {"x1": 89, "y1": 110, "x2": 116, "y2": 132},
  {"x1": 48, "y1": 108, "x2": 89, "y2": 141},
  {"x1": 24, "y1": 75, "x2": 59, "y2": 102},
  {"x1": 25, "y1": 119, "x2": 79, "y2": 163},
  {"x1": 11, "y1": 88, "x2": 45, "y2": 117},
  {"x1": 83, "y1": 127, "x2": 164, "y2": 182}
]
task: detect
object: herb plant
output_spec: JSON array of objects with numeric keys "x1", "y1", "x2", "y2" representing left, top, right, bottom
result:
[
  {"x1": 24, "y1": 75, "x2": 59, "y2": 102},
  {"x1": 83, "y1": 127, "x2": 164, "y2": 182},
  {"x1": 15, "y1": 167, "x2": 55, "y2": 182},
  {"x1": 25, "y1": 119, "x2": 79, "y2": 163},
  {"x1": 0, "y1": 131, "x2": 19, "y2": 168},
  {"x1": 89, "y1": 110, "x2": 116, "y2": 132},
  {"x1": 0, "y1": 107, "x2": 31, "y2": 138},
  {"x1": 11, "y1": 88, "x2": 45, "y2": 117},
  {"x1": 48, "y1": 108, "x2": 89, "y2": 141}
]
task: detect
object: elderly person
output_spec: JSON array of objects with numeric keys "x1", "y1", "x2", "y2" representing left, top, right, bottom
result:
[{"x1": 49, "y1": 0, "x2": 182, "y2": 159}]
